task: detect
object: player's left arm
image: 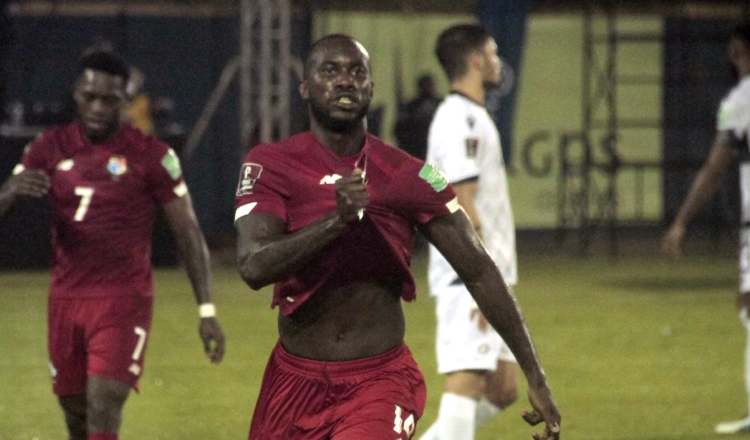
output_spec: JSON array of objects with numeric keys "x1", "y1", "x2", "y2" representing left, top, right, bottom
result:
[
  {"x1": 419, "y1": 210, "x2": 560, "y2": 440},
  {"x1": 162, "y1": 194, "x2": 225, "y2": 363}
]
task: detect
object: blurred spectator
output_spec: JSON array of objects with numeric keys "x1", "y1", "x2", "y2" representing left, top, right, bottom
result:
[
  {"x1": 393, "y1": 73, "x2": 441, "y2": 160},
  {"x1": 124, "y1": 66, "x2": 155, "y2": 134}
]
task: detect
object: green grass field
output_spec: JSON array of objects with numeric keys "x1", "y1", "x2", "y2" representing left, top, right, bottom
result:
[{"x1": 0, "y1": 251, "x2": 745, "y2": 439}]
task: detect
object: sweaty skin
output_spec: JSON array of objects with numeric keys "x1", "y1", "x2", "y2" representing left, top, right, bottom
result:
[{"x1": 236, "y1": 35, "x2": 560, "y2": 440}]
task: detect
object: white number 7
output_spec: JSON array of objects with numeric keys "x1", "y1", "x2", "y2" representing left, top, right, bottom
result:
[
  {"x1": 132, "y1": 326, "x2": 148, "y2": 361},
  {"x1": 73, "y1": 186, "x2": 94, "y2": 221}
]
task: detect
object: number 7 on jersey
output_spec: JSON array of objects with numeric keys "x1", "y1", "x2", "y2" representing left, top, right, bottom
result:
[{"x1": 74, "y1": 186, "x2": 94, "y2": 221}]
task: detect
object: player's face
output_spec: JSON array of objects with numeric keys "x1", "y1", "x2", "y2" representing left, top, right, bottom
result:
[
  {"x1": 74, "y1": 69, "x2": 127, "y2": 143},
  {"x1": 479, "y1": 38, "x2": 502, "y2": 89},
  {"x1": 300, "y1": 39, "x2": 374, "y2": 133}
]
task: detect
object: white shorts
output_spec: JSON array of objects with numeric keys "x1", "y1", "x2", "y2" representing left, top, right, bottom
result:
[
  {"x1": 434, "y1": 284, "x2": 517, "y2": 375},
  {"x1": 740, "y1": 226, "x2": 750, "y2": 293}
]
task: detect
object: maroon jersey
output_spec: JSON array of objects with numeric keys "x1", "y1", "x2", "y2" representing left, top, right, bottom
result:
[
  {"x1": 17, "y1": 122, "x2": 185, "y2": 299},
  {"x1": 235, "y1": 132, "x2": 458, "y2": 316}
]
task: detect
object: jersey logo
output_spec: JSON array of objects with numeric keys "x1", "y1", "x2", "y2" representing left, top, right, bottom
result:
[
  {"x1": 319, "y1": 174, "x2": 342, "y2": 185},
  {"x1": 106, "y1": 156, "x2": 127, "y2": 177},
  {"x1": 56, "y1": 159, "x2": 74, "y2": 171},
  {"x1": 467, "y1": 115, "x2": 476, "y2": 129},
  {"x1": 161, "y1": 149, "x2": 182, "y2": 180},
  {"x1": 419, "y1": 163, "x2": 449, "y2": 192},
  {"x1": 465, "y1": 138, "x2": 479, "y2": 158},
  {"x1": 237, "y1": 163, "x2": 263, "y2": 196}
]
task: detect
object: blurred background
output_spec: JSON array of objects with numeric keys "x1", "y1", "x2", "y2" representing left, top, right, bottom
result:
[
  {"x1": 4, "y1": 2, "x2": 750, "y2": 439},
  {"x1": 0, "y1": 0, "x2": 748, "y2": 265}
]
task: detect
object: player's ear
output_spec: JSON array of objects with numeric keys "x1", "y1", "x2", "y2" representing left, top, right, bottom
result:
[
  {"x1": 298, "y1": 81, "x2": 309, "y2": 100},
  {"x1": 468, "y1": 51, "x2": 483, "y2": 71}
]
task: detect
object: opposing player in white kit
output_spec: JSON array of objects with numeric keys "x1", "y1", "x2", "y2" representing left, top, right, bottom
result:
[
  {"x1": 662, "y1": 21, "x2": 750, "y2": 435},
  {"x1": 418, "y1": 24, "x2": 520, "y2": 440}
]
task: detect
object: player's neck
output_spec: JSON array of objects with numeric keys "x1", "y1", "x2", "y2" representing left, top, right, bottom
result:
[
  {"x1": 310, "y1": 119, "x2": 367, "y2": 157},
  {"x1": 450, "y1": 78, "x2": 485, "y2": 107}
]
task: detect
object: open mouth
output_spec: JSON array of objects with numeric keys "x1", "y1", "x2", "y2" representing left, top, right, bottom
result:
[
  {"x1": 333, "y1": 95, "x2": 358, "y2": 108},
  {"x1": 85, "y1": 120, "x2": 107, "y2": 131}
]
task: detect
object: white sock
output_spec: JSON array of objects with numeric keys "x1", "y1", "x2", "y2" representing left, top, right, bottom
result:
[
  {"x1": 475, "y1": 397, "x2": 501, "y2": 428},
  {"x1": 434, "y1": 393, "x2": 477, "y2": 440},
  {"x1": 417, "y1": 421, "x2": 439, "y2": 440},
  {"x1": 741, "y1": 308, "x2": 750, "y2": 416}
]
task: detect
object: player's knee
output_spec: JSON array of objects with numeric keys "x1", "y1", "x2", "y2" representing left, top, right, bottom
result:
[
  {"x1": 493, "y1": 387, "x2": 519, "y2": 409},
  {"x1": 86, "y1": 378, "x2": 130, "y2": 431},
  {"x1": 486, "y1": 381, "x2": 519, "y2": 409}
]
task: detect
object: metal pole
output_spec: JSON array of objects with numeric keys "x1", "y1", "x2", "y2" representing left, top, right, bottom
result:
[
  {"x1": 278, "y1": 0, "x2": 291, "y2": 139},
  {"x1": 240, "y1": 0, "x2": 254, "y2": 150},
  {"x1": 259, "y1": 0, "x2": 273, "y2": 143}
]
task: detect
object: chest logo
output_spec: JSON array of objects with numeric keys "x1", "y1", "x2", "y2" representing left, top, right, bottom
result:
[
  {"x1": 106, "y1": 156, "x2": 127, "y2": 177},
  {"x1": 465, "y1": 138, "x2": 479, "y2": 158},
  {"x1": 56, "y1": 159, "x2": 74, "y2": 171},
  {"x1": 319, "y1": 174, "x2": 342, "y2": 185},
  {"x1": 237, "y1": 163, "x2": 263, "y2": 196}
]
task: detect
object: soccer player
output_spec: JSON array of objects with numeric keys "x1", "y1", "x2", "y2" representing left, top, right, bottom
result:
[
  {"x1": 234, "y1": 34, "x2": 560, "y2": 440},
  {"x1": 0, "y1": 51, "x2": 225, "y2": 440},
  {"x1": 661, "y1": 21, "x2": 750, "y2": 435},
  {"x1": 417, "y1": 24, "x2": 519, "y2": 440}
]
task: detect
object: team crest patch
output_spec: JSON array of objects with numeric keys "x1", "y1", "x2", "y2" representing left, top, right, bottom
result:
[
  {"x1": 161, "y1": 149, "x2": 182, "y2": 180},
  {"x1": 107, "y1": 156, "x2": 128, "y2": 177},
  {"x1": 419, "y1": 163, "x2": 448, "y2": 192},
  {"x1": 237, "y1": 163, "x2": 263, "y2": 196},
  {"x1": 465, "y1": 138, "x2": 479, "y2": 158}
]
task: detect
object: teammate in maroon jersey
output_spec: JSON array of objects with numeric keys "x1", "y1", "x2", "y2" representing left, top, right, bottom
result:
[
  {"x1": 234, "y1": 34, "x2": 560, "y2": 440},
  {"x1": 0, "y1": 51, "x2": 225, "y2": 440}
]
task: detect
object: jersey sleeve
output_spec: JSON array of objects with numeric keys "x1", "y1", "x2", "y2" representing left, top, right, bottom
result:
[
  {"x1": 427, "y1": 105, "x2": 480, "y2": 183},
  {"x1": 396, "y1": 161, "x2": 459, "y2": 225},
  {"x1": 16, "y1": 132, "x2": 52, "y2": 175},
  {"x1": 234, "y1": 145, "x2": 289, "y2": 223},
  {"x1": 717, "y1": 90, "x2": 750, "y2": 147},
  {"x1": 145, "y1": 140, "x2": 187, "y2": 205}
]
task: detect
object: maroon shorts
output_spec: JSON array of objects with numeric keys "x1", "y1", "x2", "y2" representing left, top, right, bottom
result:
[
  {"x1": 48, "y1": 294, "x2": 153, "y2": 396},
  {"x1": 249, "y1": 341, "x2": 427, "y2": 440}
]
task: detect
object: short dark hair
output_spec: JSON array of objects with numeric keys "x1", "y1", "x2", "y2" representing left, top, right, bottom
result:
[
  {"x1": 79, "y1": 51, "x2": 130, "y2": 82},
  {"x1": 435, "y1": 24, "x2": 492, "y2": 82},
  {"x1": 732, "y1": 20, "x2": 750, "y2": 46}
]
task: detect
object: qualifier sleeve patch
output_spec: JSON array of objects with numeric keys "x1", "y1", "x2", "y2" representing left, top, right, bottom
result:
[
  {"x1": 419, "y1": 163, "x2": 449, "y2": 192},
  {"x1": 236, "y1": 163, "x2": 264, "y2": 196},
  {"x1": 161, "y1": 149, "x2": 183, "y2": 180}
]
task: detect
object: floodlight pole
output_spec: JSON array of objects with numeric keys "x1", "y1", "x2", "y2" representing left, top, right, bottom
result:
[{"x1": 240, "y1": 0, "x2": 254, "y2": 148}]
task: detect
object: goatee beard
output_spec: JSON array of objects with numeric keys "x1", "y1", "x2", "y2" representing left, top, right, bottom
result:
[{"x1": 309, "y1": 102, "x2": 370, "y2": 134}]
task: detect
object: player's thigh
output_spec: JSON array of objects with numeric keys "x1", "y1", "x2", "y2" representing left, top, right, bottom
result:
[
  {"x1": 49, "y1": 298, "x2": 88, "y2": 396},
  {"x1": 435, "y1": 286, "x2": 503, "y2": 374},
  {"x1": 87, "y1": 295, "x2": 153, "y2": 387},
  {"x1": 333, "y1": 401, "x2": 420, "y2": 440}
]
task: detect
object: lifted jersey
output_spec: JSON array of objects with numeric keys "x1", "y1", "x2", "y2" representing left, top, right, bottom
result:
[
  {"x1": 235, "y1": 132, "x2": 458, "y2": 316},
  {"x1": 426, "y1": 93, "x2": 517, "y2": 290},
  {"x1": 16, "y1": 122, "x2": 186, "y2": 298}
]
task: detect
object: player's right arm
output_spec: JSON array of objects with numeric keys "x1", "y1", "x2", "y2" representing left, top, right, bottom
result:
[
  {"x1": 661, "y1": 130, "x2": 738, "y2": 258},
  {"x1": 0, "y1": 169, "x2": 50, "y2": 219},
  {"x1": 236, "y1": 168, "x2": 368, "y2": 290},
  {"x1": 419, "y1": 209, "x2": 560, "y2": 440}
]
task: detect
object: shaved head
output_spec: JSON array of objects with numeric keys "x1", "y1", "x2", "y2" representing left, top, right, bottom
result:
[{"x1": 304, "y1": 34, "x2": 370, "y2": 81}]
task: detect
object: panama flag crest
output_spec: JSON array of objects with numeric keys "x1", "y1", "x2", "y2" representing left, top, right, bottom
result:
[{"x1": 107, "y1": 156, "x2": 128, "y2": 177}]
